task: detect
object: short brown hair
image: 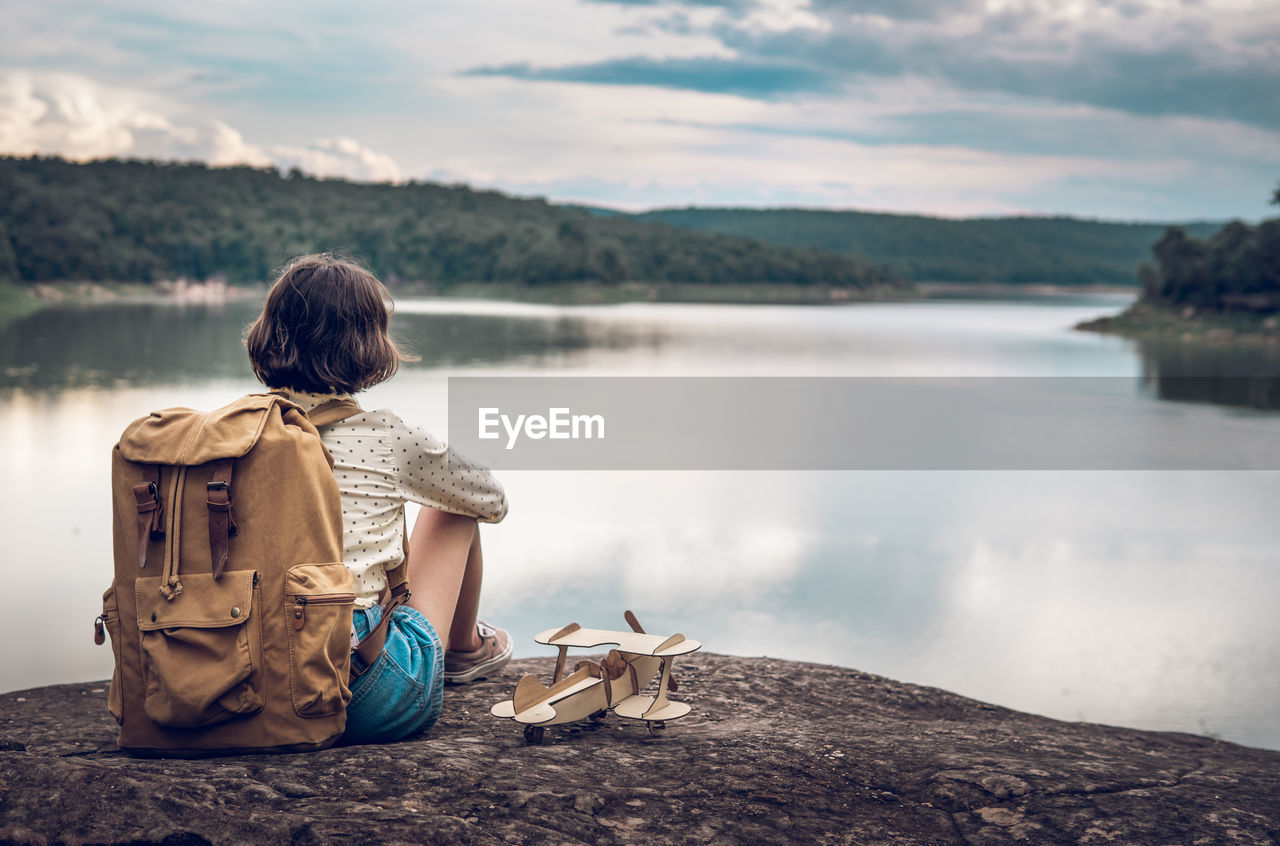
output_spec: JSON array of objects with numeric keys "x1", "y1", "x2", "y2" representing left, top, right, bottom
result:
[{"x1": 245, "y1": 254, "x2": 413, "y2": 394}]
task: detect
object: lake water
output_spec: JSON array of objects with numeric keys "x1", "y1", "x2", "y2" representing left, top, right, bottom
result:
[{"x1": 2, "y1": 291, "x2": 1278, "y2": 751}]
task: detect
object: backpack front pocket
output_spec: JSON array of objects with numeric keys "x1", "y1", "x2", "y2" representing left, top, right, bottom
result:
[
  {"x1": 285, "y1": 563, "x2": 356, "y2": 718},
  {"x1": 135, "y1": 570, "x2": 263, "y2": 728}
]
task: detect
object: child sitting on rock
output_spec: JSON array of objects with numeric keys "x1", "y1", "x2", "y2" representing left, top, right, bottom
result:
[{"x1": 245, "y1": 253, "x2": 512, "y2": 743}]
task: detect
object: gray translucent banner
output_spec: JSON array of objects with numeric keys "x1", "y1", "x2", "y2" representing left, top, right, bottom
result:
[{"x1": 447, "y1": 377, "x2": 1280, "y2": 470}]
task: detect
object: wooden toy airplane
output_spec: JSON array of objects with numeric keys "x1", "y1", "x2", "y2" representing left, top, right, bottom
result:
[{"x1": 490, "y1": 611, "x2": 701, "y2": 743}]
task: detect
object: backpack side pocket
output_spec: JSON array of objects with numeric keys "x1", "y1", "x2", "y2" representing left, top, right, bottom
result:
[
  {"x1": 135, "y1": 570, "x2": 263, "y2": 728},
  {"x1": 284, "y1": 563, "x2": 356, "y2": 718},
  {"x1": 99, "y1": 586, "x2": 124, "y2": 725}
]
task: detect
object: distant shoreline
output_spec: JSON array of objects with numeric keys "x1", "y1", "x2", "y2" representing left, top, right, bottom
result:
[
  {"x1": 1076, "y1": 300, "x2": 1280, "y2": 343},
  {"x1": 402, "y1": 280, "x2": 920, "y2": 305},
  {"x1": 916, "y1": 282, "x2": 1137, "y2": 298},
  {"x1": 3, "y1": 279, "x2": 913, "y2": 311},
  {"x1": 3, "y1": 279, "x2": 1151, "y2": 318}
]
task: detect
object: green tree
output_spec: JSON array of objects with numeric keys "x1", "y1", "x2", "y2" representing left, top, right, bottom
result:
[{"x1": 1140, "y1": 211, "x2": 1280, "y2": 311}]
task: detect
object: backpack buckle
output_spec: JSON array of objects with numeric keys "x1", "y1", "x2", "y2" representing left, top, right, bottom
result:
[{"x1": 206, "y1": 479, "x2": 237, "y2": 536}]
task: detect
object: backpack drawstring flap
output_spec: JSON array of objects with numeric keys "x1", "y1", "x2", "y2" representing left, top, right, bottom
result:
[{"x1": 158, "y1": 466, "x2": 185, "y2": 601}]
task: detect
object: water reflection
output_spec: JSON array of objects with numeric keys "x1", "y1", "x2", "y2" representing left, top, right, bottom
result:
[
  {"x1": 0, "y1": 302, "x2": 261, "y2": 390},
  {"x1": 0, "y1": 300, "x2": 672, "y2": 391},
  {"x1": 16, "y1": 295, "x2": 1280, "y2": 411},
  {"x1": 1136, "y1": 337, "x2": 1280, "y2": 411},
  {"x1": 469, "y1": 466, "x2": 1280, "y2": 750}
]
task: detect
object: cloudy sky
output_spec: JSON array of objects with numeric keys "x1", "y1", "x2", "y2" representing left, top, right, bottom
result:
[{"x1": 1, "y1": 0, "x2": 1277, "y2": 220}]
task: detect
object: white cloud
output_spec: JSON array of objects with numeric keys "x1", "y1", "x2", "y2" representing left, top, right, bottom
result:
[
  {"x1": 271, "y1": 136, "x2": 402, "y2": 182},
  {"x1": 741, "y1": 0, "x2": 831, "y2": 33},
  {"x1": 201, "y1": 120, "x2": 272, "y2": 167},
  {"x1": 0, "y1": 70, "x2": 402, "y2": 182},
  {"x1": 0, "y1": 72, "x2": 162, "y2": 159}
]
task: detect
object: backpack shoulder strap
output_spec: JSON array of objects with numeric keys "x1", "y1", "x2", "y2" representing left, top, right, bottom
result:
[
  {"x1": 306, "y1": 399, "x2": 409, "y2": 586},
  {"x1": 304, "y1": 396, "x2": 407, "y2": 584},
  {"x1": 301, "y1": 397, "x2": 415, "y2": 672}
]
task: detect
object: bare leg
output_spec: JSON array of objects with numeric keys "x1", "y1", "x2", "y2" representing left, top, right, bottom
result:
[
  {"x1": 405, "y1": 508, "x2": 485, "y2": 651},
  {"x1": 449, "y1": 525, "x2": 485, "y2": 651}
]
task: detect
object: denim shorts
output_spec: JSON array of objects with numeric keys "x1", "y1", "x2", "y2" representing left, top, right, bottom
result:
[{"x1": 342, "y1": 604, "x2": 444, "y2": 744}]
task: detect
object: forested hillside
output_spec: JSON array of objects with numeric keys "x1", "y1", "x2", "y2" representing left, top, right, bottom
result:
[
  {"x1": 0, "y1": 157, "x2": 901, "y2": 289},
  {"x1": 625, "y1": 207, "x2": 1226, "y2": 286}
]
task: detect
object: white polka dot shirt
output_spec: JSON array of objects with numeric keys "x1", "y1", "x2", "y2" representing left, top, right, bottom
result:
[{"x1": 275, "y1": 389, "x2": 508, "y2": 608}]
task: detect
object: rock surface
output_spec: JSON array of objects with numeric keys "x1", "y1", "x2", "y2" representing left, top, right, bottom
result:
[{"x1": 1, "y1": 654, "x2": 1278, "y2": 844}]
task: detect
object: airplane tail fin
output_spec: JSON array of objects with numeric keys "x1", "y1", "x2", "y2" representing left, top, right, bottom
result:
[{"x1": 512, "y1": 673, "x2": 551, "y2": 713}]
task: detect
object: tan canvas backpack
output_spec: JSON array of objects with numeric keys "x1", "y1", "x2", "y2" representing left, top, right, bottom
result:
[{"x1": 96, "y1": 393, "x2": 368, "y2": 755}]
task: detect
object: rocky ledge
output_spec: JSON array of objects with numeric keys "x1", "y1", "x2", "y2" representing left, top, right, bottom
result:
[{"x1": 1, "y1": 655, "x2": 1277, "y2": 845}]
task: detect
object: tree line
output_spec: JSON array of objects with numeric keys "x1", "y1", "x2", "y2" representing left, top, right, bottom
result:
[
  {"x1": 620, "y1": 207, "x2": 1226, "y2": 287},
  {"x1": 1138, "y1": 187, "x2": 1280, "y2": 310},
  {"x1": 0, "y1": 157, "x2": 902, "y2": 290}
]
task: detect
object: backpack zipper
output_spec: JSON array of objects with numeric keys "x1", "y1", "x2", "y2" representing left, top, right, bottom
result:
[{"x1": 291, "y1": 593, "x2": 356, "y2": 630}]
